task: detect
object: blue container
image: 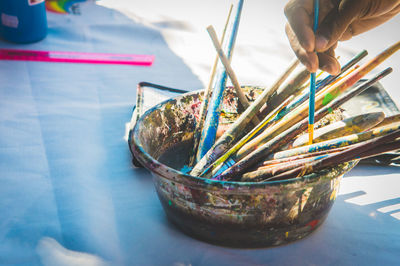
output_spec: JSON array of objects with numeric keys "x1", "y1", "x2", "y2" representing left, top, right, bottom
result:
[{"x1": 0, "y1": 0, "x2": 47, "y2": 43}]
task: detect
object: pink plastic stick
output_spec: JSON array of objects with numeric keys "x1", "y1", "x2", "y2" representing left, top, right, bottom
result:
[{"x1": 0, "y1": 49, "x2": 154, "y2": 66}]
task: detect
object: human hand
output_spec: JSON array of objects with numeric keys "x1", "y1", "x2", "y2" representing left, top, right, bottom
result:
[{"x1": 284, "y1": 0, "x2": 400, "y2": 74}]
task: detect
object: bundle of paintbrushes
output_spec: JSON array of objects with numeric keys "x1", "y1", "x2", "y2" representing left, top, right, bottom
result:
[{"x1": 188, "y1": 0, "x2": 400, "y2": 182}]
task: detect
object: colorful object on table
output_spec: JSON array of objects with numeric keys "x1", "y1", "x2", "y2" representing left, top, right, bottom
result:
[
  {"x1": 215, "y1": 67, "x2": 393, "y2": 181},
  {"x1": 0, "y1": 49, "x2": 155, "y2": 66},
  {"x1": 196, "y1": 0, "x2": 244, "y2": 161},
  {"x1": 45, "y1": 0, "x2": 88, "y2": 14},
  {"x1": 308, "y1": 0, "x2": 320, "y2": 145},
  {"x1": 0, "y1": 0, "x2": 47, "y2": 43},
  {"x1": 190, "y1": 59, "x2": 299, "y2": 176},
  {"x1": 292, "y1": 112, "x2": 385, "y2": 148},
  {"x1": 190, "y1": 4, "x2": 233, "y2": 167}
]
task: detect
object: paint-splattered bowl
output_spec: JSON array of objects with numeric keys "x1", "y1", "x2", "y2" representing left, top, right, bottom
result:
[{"x1": 129, "y1": 88, "x2": 357, "y2": 247}]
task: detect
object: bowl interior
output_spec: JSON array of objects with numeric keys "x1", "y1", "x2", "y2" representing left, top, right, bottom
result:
[{"x1": 131, "y1": 87, "x2": 355, "y2": 187}]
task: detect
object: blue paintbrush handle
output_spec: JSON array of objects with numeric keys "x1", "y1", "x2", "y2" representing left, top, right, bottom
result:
[
  {"x1": 309, "y1": 0, "x2": 319, "y2": 126},
  {"x1": 313, "y1": 0, "x2": 319, "y2": 32},
  {"x1": 309, "y1": 72, "x2": 316, "y2": 124},
  {"x1": 196, "y1": 0, "x2": 244, "y2": 161}
]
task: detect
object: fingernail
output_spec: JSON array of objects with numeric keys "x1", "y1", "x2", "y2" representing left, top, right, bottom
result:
[{"x1": 315, "y1": 36, "x2": 329, "y2": 51}]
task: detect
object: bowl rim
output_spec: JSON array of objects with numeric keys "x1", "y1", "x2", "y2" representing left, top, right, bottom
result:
[{"x1": 130, "y1": 89, "x2": 354, "y2": 188}]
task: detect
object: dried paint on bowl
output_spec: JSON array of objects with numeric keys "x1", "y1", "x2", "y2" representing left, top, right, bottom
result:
[{"x1": 129, "y1": 87, "x2": 357, "y2": 247}]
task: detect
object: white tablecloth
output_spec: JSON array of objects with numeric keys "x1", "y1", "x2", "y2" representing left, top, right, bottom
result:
[{"x1": 0, "y1": 1, "x2": 399, "y2": 265}]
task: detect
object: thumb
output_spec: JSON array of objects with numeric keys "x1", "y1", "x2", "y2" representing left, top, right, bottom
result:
[{"x1": 315, "y1": 0, "x2": 366, "y2": 52}]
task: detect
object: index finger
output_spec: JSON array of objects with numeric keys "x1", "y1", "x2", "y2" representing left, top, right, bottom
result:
[{"x1": 284, "y1": 0, "x2": 315, "y2": 52}]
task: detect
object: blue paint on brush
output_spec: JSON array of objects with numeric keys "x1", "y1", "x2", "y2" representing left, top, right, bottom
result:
[
  {"x1": 309, "y1": 0, "x2": 319, "y2": 131},
  {"x1": 196, "y1": 0, "x2": 244, "y2": 161},
  {"x1": 309, "y1": 73, "x2": 317, "y2": 125}
]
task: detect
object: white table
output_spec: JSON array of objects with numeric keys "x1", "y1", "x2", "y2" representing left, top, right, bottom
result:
[{"x1": 1, "y1": 1, "x2": 399, "y2": 265}]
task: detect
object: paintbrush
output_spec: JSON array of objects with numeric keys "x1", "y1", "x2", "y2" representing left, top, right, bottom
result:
[
  {"x1": 291, "y1": 112, "x2": 385, "y2": 147},
  {"x1": 242, "y1": 153, "x2": 332, "y2": 181},
  {"x1": 190, "y1": 59, "x2": 299, "y2": 176},
  {"x1": 356, "y1": 138, "x2": 400, "y2": 159},
  {"x1": 259, "y1": 67, "x2": 310, "y2": 117},
  {"x1": 314, "y1": 64, "x2": 360, "y2": 100},
  {"x1": 256, "y1": 145, "x2": 352, "y2": 169},
  {"x1": 303, "y1": 70, "x2": 325, "y2": 88},
  {"x1": 373, "y1": 114, "x2": 400, "y2": 128},
  {"x1": 196, "y1": 0, "x2": 244, "y2": 161},
  {"x1": 308, "y1": 0, "x2": 320, "y2": 145},
  {"x1": 271, "y1": 121, "x2": 400, "y2": 160},
  {"x1": 316, "y1": 50, "x2": 368, "y2": 89},
  {"x1": 190, "y1": 4, "x2": 233, "y2": 166},
  {"x1": 267, "y1": 129, "x2": 400, "y2": 181},
  {"x1": 214, "y1": 67, "x2": 393, "y2": 180},
  {"x1": 245, "y1": 135, "x2": 400, "y2": 182}
]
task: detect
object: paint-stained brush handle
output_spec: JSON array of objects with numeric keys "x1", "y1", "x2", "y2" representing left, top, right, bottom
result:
[
  {"x1": 269, "y1": 129, "x2": 400, "y2": 181},
  {"x1": 190, "y1": 4, "x2": 233, "y2": 166},
  {"x1": 196, "y1": 0, "x2": 245, "y2": 161},
  {"x1": 308, "y1": 0, "x2": 320, "y2": 145}
]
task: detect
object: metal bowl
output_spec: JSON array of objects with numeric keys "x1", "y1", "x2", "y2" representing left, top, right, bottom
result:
[{"x1": 129, "y1": 88, "x2": 357, "y2": 247}]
